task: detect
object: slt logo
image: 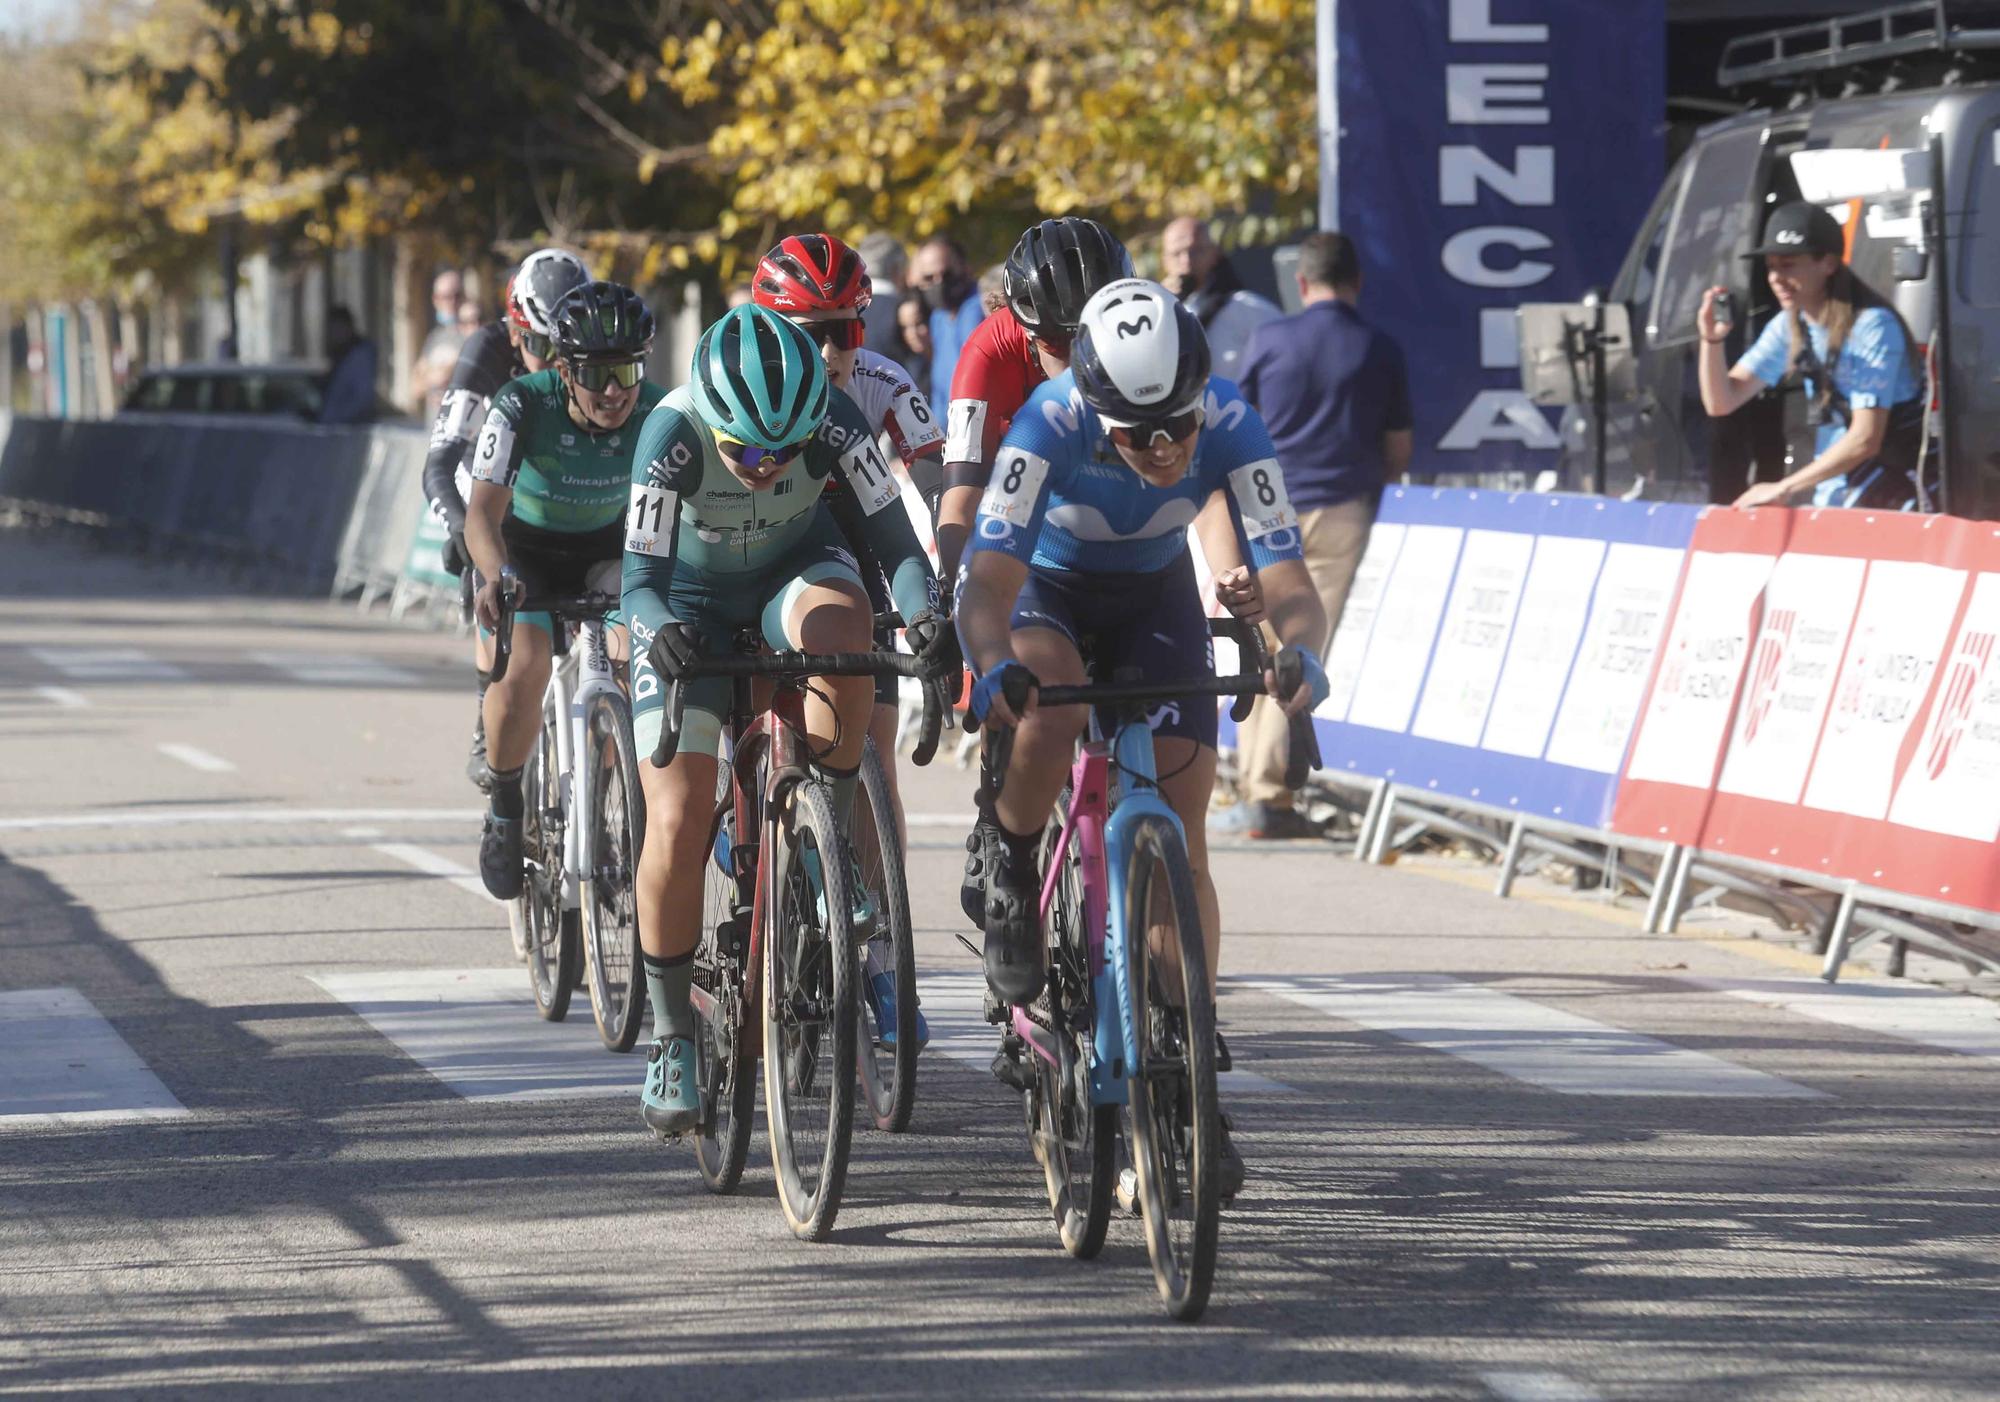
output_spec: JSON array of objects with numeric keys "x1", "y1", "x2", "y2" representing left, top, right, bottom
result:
[
  {"x1": 1742, "y1": 608, "x2": 1796, "y2": 745},
  {"x1": 1925, "y1": 631, "x2": 1996, "y2": 781}
]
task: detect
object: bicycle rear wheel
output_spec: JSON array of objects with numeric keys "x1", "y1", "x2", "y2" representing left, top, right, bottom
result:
[
  {"x1": 1034, "y1": 806, "x2": 1116, "y2": 1259},
  {"x1": 763, "y1": 776, "x2": 858, "y2": 1241},
  {"x1": 582, "y1": 691, "x2": 646, "y2": 1052},
  {"x1": 522, "y1": 717, "x2": 577, "y2": 1021},
  {"x1": 853, "y1": 737, "x2": 918, "y2": 1133},
  {"x1": 695, "y1": 735, "x2": 757, "y2": 1194},
  {"x1": 1121, "y1": 813, "x2": 1219, "y2": 1322}
]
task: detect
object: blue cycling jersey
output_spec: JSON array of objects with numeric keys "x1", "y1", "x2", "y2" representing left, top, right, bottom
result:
[{"x1": 967, "y1": 372, "x2": 1305, "y2": 576}]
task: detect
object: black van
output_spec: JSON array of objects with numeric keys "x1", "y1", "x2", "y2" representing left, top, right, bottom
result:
[{"x1": 1574, "y1": 1, "x2": 2000, "y2": 519}]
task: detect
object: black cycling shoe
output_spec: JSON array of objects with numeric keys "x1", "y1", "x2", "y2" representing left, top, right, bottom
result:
[
  {"x1": 1215, "y1": 1029, "x2": 1234, "y2": 1074},
  {"x1": 982, "y1": 845, "x2": 1045, "y2": 1006},
  {"x1": 479, "y1": 813, "x2": 524, "y2": 901},
  {"x1": 466, "y1": 714, "x2": 492, "y2": 792},
  {"x1": 1216, "y1": 1112, "x2": 1246, "y2": 1203},
  {"x1": 990, "y1": 1030, "x2": 1032, "y2": 1093},
  {"x1": 960, "y1": 808, "x2": 1004, "y2": 925}
]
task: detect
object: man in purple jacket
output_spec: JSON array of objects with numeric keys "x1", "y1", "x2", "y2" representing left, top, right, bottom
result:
[{"x1": 1215, "y1": 231, "x2": 1413, "y2": 839}]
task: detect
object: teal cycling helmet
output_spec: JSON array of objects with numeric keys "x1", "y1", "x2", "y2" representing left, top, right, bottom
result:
[{"x1": 688, "y1": 304, "x2": 829, "y2": 449}]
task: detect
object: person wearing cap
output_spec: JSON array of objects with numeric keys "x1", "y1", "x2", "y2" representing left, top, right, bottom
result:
[{"x1": 1698, "y1": 200, "x2": 1924, "y2": 510}]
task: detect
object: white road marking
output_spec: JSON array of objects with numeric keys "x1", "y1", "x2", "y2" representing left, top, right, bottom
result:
[
  {"x1": 905, "y1": 811, "x2": 978, "y2": 829},
  {"x1": 371, "y1": 842, "x2": 498, "y2": 904},
  {"x1": 1481, "y1": 1372, "x2": 1603, "y2": 1402},
  {"x1": 922, "y1": 971, "x2": 1299, "y2": 1095},
  {"x1": 29, "y1": 646, "x2": 186, "y2": 681},
  {"x1": 156, "y1": 743, "x2": 237, "y2": 773},
  {"x1": 250, "y1": 650, "x2": 419, "y2": 687},
  {"x1": 1695, "y1": 976, "x2": 2000, "y2": 1063},
  {"x1": 0, "y1": 988, "x2": 187, "y2": 1127},
  {"x1": 311, "y1": 969, "x2": 642, "y2": 1101},
  {"x1": 0, "y1": 807, "x2": 482, "y2": 833},
  {"x1": 33, "y1": 685, "x2": 88, "y2": 709},
  {"x1": 1238, "y1": 974, "x2": 1827, "y2": 1099}
]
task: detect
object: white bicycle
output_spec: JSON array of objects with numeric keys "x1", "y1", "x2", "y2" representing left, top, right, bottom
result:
[{"x1": 486, "y1": 583, "x2": 648, "y2": 1050}]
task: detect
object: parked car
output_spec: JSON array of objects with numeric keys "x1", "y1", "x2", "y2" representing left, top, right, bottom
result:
[
  {"x1": 1571, "y1": 0, "x2": 2000, "y2": 520},
  {"x1": 119, "y1": 363, "x2": 410, "y2": 425}
]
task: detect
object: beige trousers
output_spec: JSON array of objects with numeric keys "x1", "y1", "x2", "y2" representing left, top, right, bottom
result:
[{"x1": 1238, "y1": 496, "x2": 1375, "y2": 810}]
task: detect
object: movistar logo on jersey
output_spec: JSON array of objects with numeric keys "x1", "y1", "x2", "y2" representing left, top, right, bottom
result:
[{"x1": 1200, "y1": 387, "x2": 1246, "y2": 432}]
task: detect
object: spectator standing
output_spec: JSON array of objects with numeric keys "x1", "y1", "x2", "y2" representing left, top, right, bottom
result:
[
  {"x1": 410, "y1": 269, "x2": 468, "y2": 417},
  {"x1": 858, "y1": 231, "x2": 911, "y2": 366},
  {"x1": 1216, "y1": 231, "x2": 1411, "y2": 839},
  {"x1": 1698, "y1": 201, "x2": 1924, "y2": 510},
  {"x1": 320, "y1": 305, "x2": 380, "y2": 425},
  {"x1": 909, "y1": 235, "x2": 985, "y2": 412},
  {"x1": 1161, "y1": 217, "x2": 1279, "y2": 382},
  {"x1": 896, "y1": 291, "x2": 934, "y2": 392}
]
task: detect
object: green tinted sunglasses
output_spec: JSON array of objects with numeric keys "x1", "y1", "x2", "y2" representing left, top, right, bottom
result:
[{"x1": 570, "y1": 359, "x2": 647, "y2": 391}]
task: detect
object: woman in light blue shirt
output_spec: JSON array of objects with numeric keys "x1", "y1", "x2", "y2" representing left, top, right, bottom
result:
[{"x1": 1697, "y1": 201, "x2": 1924, "y2": 510}]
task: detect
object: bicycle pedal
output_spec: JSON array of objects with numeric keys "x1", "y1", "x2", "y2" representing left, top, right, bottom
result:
[{"x1": 990, "y1": 1048, "x2": 1032, "y2": 1093}]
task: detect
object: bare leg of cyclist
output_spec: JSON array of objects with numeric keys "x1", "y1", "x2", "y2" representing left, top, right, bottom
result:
[
  {"x1": 476, "y1": 624, "x2": 552, "y2": 900},
  {"x1": 635, "y1": 749, "x2": 718, "y2": 1134},
  {"x1": 1153, "y1": 737, "x2": 1222, "y2": 996},
  {"x1": 867, "y1": 701, "x2": 906, "y2": 852},
  {"x1": 784, "y1": 581, "x2": 875, "y2": 772},
  {"x1": 992, "y1": 627, "x2": 1087, "y2": 836}
]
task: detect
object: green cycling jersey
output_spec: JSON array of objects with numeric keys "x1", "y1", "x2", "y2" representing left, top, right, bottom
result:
[{"x1": 471, "y1": 368, "x2": 667, "y2": 532}]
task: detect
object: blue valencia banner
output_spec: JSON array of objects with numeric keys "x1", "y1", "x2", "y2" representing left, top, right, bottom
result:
[{"x1": 1320, "y1": 0, "x2": 1664, "y2": 482}]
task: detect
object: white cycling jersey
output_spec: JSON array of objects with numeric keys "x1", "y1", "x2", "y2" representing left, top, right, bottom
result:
[{"x1": 842, "y1": 348, "x2": 945, "y2": 465}]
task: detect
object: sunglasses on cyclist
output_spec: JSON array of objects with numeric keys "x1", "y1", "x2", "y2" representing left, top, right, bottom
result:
[
  {"x1": 568, "y1": 359, "x2": 647, "y2": 392},
  {"x1": 518, "y1": 329, "x2": 554, "y2": 361},
  {"x1": 798, "y1": 317, "x2": 866, "y2": 352},
  {"x1": 717, "y1": 437, "x2": 809, "y2": 471},
  {"x1": 1106, "y1": 406, "x2": 1203, "y2": 452}
]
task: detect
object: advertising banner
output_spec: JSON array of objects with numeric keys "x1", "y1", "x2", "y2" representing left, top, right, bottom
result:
[
  {"x1": 1323, "y1": 0, "x2": 1665, "y2": 481},
  {"x1": 1311, "y1": 486, "x2": 1700, "y2": 826},
  {"x1": 1611, "y1": 510, "x2": 2000, "y2": 915}
]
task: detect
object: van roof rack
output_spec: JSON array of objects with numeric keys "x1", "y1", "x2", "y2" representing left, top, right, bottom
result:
[{"x1": 1719, "y1": 0, "x2": 2000, "y2": 91}]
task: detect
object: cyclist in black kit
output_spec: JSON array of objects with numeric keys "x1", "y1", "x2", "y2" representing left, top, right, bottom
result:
[{"x1": 421, "y1": 247, "x2": 591, "y2": 787}]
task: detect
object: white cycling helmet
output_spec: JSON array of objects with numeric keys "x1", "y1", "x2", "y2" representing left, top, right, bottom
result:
[
  {"x1": 509, "y1": 248, "x2": 591, "y2": 337},
  {"x1": 1070, "y1": 277, "x2": 1211, "y2": 425}
]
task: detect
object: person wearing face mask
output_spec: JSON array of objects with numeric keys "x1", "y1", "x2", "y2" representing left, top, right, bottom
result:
[
  {"x1": 1160, "y1": 217, "x2": 1280, "y2": 383},
  {"x1": 411, "y1": 269, "x2": 470, "y2": 418},
  {"x1": 1699, "y1": 201, "x2": 1925, "y2": 510},
  {"x1": 953, "y1": 279, "x2": 1330, "y2": 1197},
  {"x1": 908, "y1": 235, "x2": 987, "y2": 412},
  {"x1": 421, "y1": 248, "x2": 591, "y2": 794},
  {"x1": 464, "y1": 281, "x2": 668, "y2": 904}
]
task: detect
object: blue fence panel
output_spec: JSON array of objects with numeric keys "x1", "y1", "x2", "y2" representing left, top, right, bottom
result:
[{"x1": 1306, "y1": 487, "x2": 1699, "y2": 827}]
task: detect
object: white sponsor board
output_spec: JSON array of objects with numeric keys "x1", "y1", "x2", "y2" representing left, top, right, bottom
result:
[
  {"x1": 1545, "y1": 542, "x2": 1690, "y2": 774},
  {"x1": 1714, "y1": 552, "x2": 1867, "y2": 805},
  {"x1": 1412, "y1": 528, "x2": 1534, "y2": 746},
  {"x1": 1887, "y1": 571, "x2": 2000, "y2": 842},
  {"x1": 1624, "y1": 551, "x2": 1778, "y2": 786},
  {"x1": 1347, "y1": 524, "x2": 1463, "y2": 733},
  {"x1": 1481, "y1": 534, "x2": 1606, "y2": 759},
  {"x1": 1321, "y1": 523, "x2": 1406, "y2": 723},
  {"x1": 1802, "y1": 559, "x2": 1966, "y2": 820}
]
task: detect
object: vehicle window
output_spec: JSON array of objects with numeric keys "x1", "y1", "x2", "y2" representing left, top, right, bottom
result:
[
  {"x1": 126, "y1": 375, "x2": 175, "y2": 412},
  {"x1": 1650, "y1": 123, "x2": 1767, "y2": 348},
  {"x1": 211, "y1": 377, "x2": 244, "y2": 413},
  {"x1": 1612, "y1": 160, "x2": 1685, "y2": 336},
  {"x1": 1962, "y1": 121, "x2": 2000, "y2": 308},
  {"x1": 166, "y1": 376, "x2": 207, "y2": 412}
]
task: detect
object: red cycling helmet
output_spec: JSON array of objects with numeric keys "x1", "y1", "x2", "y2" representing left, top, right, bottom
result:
[
  {"x1": 505, "y1": 275, "x2": 528, "y2": 331},
  {"x1": 754, "y1": 234, "x2": 871, "y2": 317}
]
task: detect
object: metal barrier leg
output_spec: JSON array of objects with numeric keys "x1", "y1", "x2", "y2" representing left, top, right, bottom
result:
[
  {"x1": 1364, "y1": 787, "x2": 1399, "y2": 865},
  {"x1": 1494, "y1": 817, "x2": 1528, "y2": 899},
  {"x1": 1660, "y1": 846, "x2": 1694, "y2": 934},
  {"x1": 1819, "y1": 887, "x2": 1860, "y2": 983},
  {"x1": 1887, "y1": 938, "x2": 1908, "y2": 979},
  {"x1": 1643, "y1": 845, "x2": 1682, "y2": 933},
  {"x1": 1354, "y1": 780, "x2": 1390, "y2": 863}
]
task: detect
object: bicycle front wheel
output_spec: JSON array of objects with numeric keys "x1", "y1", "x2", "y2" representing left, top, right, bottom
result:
[
  {"x1": 1035, "y1": 805, "x2": 1115, "y2": 1260},
  {"x1": 853, "y1": 737, "x2": 918, "y2": 1133},
  {"x1": 522, "y1": 718, "x2": 577, "y2": 1021},
  {"x1": 695, "y1": 732, "x2": 757, "y2": 1194},
  {"x1": 1121, "y1": 814, "x2": 1219, "y2": 1323},
  {"x1": 763, "y1": 776, "x2": 858, "y2": 1242},
  {"x1": 582, "y1": 691, "x2": 646, "y2": 1052}
]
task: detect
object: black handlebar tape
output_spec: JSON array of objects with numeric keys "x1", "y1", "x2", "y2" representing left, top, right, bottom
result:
[{"x1": 482, "y1": 593, "x2": 517, "y2": 685}]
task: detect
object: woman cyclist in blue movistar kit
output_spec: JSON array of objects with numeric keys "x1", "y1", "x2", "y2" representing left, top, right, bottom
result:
[{"x1": 952, "y1": 279, "x2": 1331, "y2": 1196}]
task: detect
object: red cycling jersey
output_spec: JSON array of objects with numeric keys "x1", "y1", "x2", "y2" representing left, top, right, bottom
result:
[{"x1": 944, "y1": 309, "x2": 1046, "y2": 474}]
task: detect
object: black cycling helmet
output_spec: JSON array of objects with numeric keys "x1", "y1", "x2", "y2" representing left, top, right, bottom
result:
[
  {"x1": 1070, "y1": 278, "x2": 1211, "y2": 424},
  {"x1": 551, "y1": 280, "x2": 655, "y2": 363},
  {"x1": 1002, "y1": 217, "x2": 1133, "y2": 339}
]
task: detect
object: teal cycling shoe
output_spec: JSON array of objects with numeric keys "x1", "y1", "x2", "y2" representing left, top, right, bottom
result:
[
  {"x1": 863, "y1": 966, "x2": 930, "y2": 1052},
  {"x1": 802, "y1": 843, "x2": 879, "y2": 940},
  {"x1": 640, "y1": 1035, "x2": 700, "y2": 1139}
]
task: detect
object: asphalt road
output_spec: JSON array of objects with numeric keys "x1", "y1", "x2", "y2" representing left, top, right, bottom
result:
[{"x1": 3, "y1": 530, "x2": 1998, "y2": 1400}]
